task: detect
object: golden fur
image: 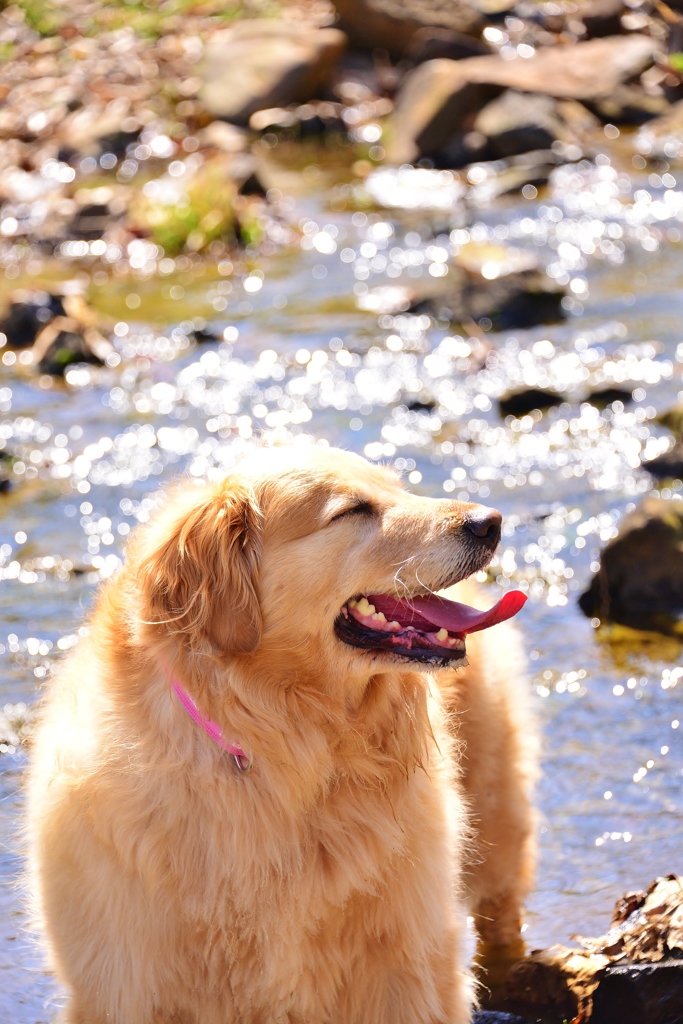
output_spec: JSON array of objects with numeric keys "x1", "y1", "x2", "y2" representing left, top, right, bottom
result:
[{"x1": 26, "y1": 444, "x2": 537, "y2": 1024}]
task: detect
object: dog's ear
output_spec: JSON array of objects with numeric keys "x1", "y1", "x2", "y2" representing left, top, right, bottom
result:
[{"x1": 138, "y1": 480, "x2": 262, "y2": 654}]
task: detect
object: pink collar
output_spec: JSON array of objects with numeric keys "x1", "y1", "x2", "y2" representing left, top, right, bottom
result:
[{"x1": 170, "y1": 676, "x2": 251, "y2": 773}]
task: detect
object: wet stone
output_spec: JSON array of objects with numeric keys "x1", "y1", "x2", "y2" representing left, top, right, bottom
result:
[
  {"x1": 70, "y1": 202, "x2": 114, "y2": 240},
  {"x1": 658, "y1": 403, "x2": 683, "y2": 438},
  {"x1": 591, "y1": 961, "x2": 683, "y2": 1024},
  {"x1": 579, "y1": 499, "x2": 683, "y2": 636},
  {"x1": 585, "y1": 386, "x2": 634, "y2": 408},
  {"x1": 406, "y1": 237, "x2": 567, "y2": 329},
  {"x1": 0, "y1": 292, "x2": 65, "y2": 349},
  {"x1": 409, "y1": 269, "x2": 565, "y2": 330},
  {"x1": 499, "y1": 388, "x2": 565, "y2": 417},
  {"x1": 36, "y1": 329, "x2": 104, "y2": 377},
  {"x1": 642, "y1": 443, "x2": 683, "y2": 481}
]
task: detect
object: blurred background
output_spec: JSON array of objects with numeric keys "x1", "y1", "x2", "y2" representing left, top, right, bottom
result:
[{"x1": 0, "y1": 0, "x2": 682, "y2": 1019}]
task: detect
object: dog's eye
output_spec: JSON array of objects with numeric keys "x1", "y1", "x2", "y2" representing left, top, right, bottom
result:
[{"x1": 329, "y1": 500, "x2": 376, "y2": 524}]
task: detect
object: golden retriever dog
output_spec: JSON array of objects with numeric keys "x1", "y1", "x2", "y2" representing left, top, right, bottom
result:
[{"x1": 27, "y1": 443, "x2": 536, "y2": 1024}]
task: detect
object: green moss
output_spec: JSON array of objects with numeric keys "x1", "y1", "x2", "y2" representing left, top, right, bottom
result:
[
  {"x1": 132, "y1": 159, "x2": 248, "y2": 255},
  {"x1": 11, "y1": 0, "x2": 63, "y2": 35},
  {"x1": 6, "y1": 0, "x2": 279, "y2": 39}
]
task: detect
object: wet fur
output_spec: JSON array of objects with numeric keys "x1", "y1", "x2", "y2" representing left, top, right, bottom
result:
[{"x1": 26, "y1": 445, "x2": 537, "y2": 1024}]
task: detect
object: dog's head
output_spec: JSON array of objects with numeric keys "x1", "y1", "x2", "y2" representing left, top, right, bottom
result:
[{"x1": 134, "y1": 445, "x2": 518, "y2": 676}]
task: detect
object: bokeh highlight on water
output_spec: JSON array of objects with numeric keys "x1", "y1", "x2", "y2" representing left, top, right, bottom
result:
[{"x1": 1, "y1": 147, "x2": 683, "y2": 1021}]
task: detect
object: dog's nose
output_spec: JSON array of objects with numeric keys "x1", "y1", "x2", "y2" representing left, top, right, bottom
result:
[{"x1": 465, "y1": 506, "x2": 502, "y2": 550}]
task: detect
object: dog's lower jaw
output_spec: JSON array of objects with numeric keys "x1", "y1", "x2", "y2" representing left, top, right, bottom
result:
[{"x1": 334, "y1": 616, "x2": 468, "y2": 668}]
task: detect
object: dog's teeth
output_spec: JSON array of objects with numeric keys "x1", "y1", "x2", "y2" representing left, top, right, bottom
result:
[
  {"x1": 356, "y1": 598, "x2": 375, "y2": 616},
  {"x1": 372, "y1": 611, "x2": 387, "y2": 623},
  {"x1": 436, "y1": 628, "x2": 448, "y2": 642},
  {"x1": 461, "y1": 656, "x2": 469, "y2": 666},
  {"x1": 348, "y1": 599, "x2": 358, "y2": 608},
  {"x1": 405, "y1": 625, "x2": 415, "y2": 631},
  {"x1": 388, "y1": 620, "x2": 400, "y2": 630}
]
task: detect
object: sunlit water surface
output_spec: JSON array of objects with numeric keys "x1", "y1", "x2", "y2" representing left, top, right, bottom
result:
[{"x1": 1, "y1": 147, "x2": 683, "y2": 1021}]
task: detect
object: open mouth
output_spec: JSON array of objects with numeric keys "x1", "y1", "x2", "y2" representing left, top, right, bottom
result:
[{"x1": 335, "y1": 589, "x2": 527, "y2": 666}]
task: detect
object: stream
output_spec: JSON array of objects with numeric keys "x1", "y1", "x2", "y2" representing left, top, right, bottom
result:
[{"x1": 1, "y1": 137, "x2": 682, "y2": 1021}]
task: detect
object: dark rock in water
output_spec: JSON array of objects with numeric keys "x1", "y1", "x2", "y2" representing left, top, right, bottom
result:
[
  {"x1": 643, "y1": 443, "x2": 683, "y2": 481},
  {"x1": 0, "y1": 292, "x2": 65, "y2": 348},
  {"x1": 406, "y1": 396, "x2": 437, "y2": 411},
  {"x1": 191, "y1": 326, "x2": 222, "y2": 344},
  {"x1": 499, "y1": 388, "x2": 565, "y2": 417},
  {"x1": 579, "y1": 498, "x2": 683, "y2": 635},
  {"x1": 0, "y1": 452, "x2": 12, "y2": 494},
  {"x1": 483, "y1": 274, "x2": 565, "y2": 330},
  {"x1": 586, "y1": 386, "x2": 633, "y2": 408},
  {"x1": 410, "y1": 267, "x2": 565, "y2": 331},
  {"x1": 70, "y1": 203, "x2": 113, "y2": 240},
  {"x1": 331, "y1": 0, "x2": 484, "y2": 58},
  {"x1": 200, "y1": 22, "x2": 347, "y2": 124},
  {"x1": 421, "y1": 241, "x2": 566, "y2": 329},
  {"x1": 37, "y1": 330, "x2": 104, "y2": 376},
  {"x1": 591, "y1": 961, "x2": 683, "y2": 1024}
]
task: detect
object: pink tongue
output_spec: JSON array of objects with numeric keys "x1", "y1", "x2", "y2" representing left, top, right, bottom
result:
[{"x1": 366, "y1": 590, "x2": 527, "y2": 635}]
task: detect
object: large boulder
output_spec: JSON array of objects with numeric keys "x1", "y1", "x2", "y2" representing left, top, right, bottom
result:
[
  {"x1": 579, "y1": 498, "x2": 683, "y2": 635},
  {"x1": 200, "y1": 22, "x2": 347, "y2": 124},
  {"x1": 387, "y1": 35, "x2": 660, "y2": 162},
  {"x1": 331, "y1": 0, "x2": 483, "y2": 58}
]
